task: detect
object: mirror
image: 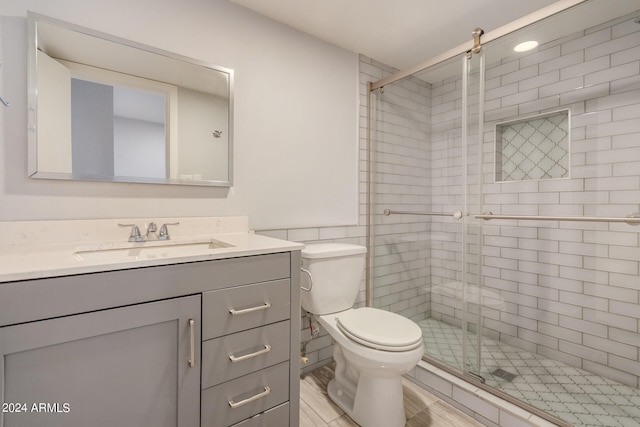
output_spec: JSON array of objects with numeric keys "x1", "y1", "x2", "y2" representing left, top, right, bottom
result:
[{"x1": 27, "y1": 12, "x2": 234, "y2": 187}]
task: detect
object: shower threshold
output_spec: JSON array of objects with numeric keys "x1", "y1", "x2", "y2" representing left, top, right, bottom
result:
[{"x1": 418, "y1": 318, "x2": 640, "y2": 427}]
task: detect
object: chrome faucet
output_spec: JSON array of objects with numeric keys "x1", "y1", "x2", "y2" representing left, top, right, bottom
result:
[
  {"x1": 119, "y1": 221, "x2": 180, "y2": 242},
  {"x1": 145, "y1": 222, "x2": 159, "y2": 241}
]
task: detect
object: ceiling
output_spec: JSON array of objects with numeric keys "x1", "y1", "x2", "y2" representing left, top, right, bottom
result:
[{"x1": 229, "y1": 0, "x2": 563, "y2": 70}]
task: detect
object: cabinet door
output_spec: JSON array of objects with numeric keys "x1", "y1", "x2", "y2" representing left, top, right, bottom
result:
[{"x1": 0, "y1": 295, "x2": 201, "y2": 427}]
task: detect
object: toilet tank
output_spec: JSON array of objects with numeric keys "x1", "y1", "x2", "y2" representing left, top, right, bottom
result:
[{"x1": 300, "y1": 243, "x2": 367, "y2": 315}]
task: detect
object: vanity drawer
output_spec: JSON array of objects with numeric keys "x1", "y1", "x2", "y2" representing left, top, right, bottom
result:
[
  {"x1": 230, "y1": 402, "x2": 289, "y2": 427},
  {"x1": 201, "y1": 361, "x2": 289, "y2": 427},
  {"x1": 202, "y1": 320, "x2": 290, "y2": 388},
  {"x1": 203, "y1": 279, "x2": 290, "y2": 340}
]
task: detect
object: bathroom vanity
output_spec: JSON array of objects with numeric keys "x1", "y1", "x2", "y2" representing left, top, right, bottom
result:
[{"x1": 0, "y1": 217, "x2": 302, "y2": 427}]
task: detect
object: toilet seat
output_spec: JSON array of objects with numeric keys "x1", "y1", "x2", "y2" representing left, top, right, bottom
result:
[{"x1": 336, "y1": 307, "x2": 423, "y2": 352}]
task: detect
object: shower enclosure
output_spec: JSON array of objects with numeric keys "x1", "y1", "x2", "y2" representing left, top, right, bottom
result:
[{"x1": 367, "y1": 1, "x2": 640, "y2": 425}]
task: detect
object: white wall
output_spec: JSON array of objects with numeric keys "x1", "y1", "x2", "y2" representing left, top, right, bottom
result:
[
  {"x1": 0, "y1": 0, "x2": 359, "y2": 230},
  {"x1": 114, "y1": 117, "x2": 166, "y2": 179},
  {"x1": 177, "y1": 87, "x2": 228, "y2": 182}
]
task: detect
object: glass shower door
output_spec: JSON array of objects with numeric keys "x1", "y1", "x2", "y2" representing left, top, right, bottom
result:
[
  {"x1": 367, "y1": 47, "x2": 485, "y2": 377},
  {"x1": 461, "y1": 47, "x2": 485, "y2": 379}
]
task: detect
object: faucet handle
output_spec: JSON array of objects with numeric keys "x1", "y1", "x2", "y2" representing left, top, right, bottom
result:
[
  {"x1": 159, "y1": 222, "x2": 180, "y2": 240},
  {"x1": 118, "y1": 223, "x2": 143, "y2": 242}
]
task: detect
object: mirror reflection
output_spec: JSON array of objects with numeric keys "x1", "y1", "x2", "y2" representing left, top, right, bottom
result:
[{"x1": 28, "y1": 12, "x2": 234, "y2": 186}]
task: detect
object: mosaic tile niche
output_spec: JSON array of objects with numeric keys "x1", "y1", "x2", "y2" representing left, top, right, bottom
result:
[{"x1": 495, "y1": 109, "x2": 570, "y2": 182}]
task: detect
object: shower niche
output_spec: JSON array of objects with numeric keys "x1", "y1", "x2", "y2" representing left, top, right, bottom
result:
[{"x1": 494, "y1": 109, "x2": 570, "y2": 182}]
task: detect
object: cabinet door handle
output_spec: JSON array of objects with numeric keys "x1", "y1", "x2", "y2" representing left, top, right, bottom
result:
[
  {"x1": 228, "y1": 386, "x2": 271, "y2": 409},
  {"x1": 188, "y1": 319, "x2": 195, "y2": 368},
  {"x1": 229, "y1": 344, "x2": 271, "y2": 363},
  {"x1": 228, "y1": 302, "x2": 271, "y2": 316}
]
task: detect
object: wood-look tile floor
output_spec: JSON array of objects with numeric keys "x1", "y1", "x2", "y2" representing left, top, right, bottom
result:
[{"x1": 300, "y1": 365, "x2": 486, "y2": 427}]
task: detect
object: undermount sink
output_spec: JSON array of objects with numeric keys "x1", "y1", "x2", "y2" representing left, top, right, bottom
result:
[{"x1": 74, "y1": 239, "x2": 235, "y2": 263}]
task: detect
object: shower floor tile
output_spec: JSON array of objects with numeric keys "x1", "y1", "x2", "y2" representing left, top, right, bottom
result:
[{"x1": 419, "y1": 318, "x2": 640, "y2": 427}]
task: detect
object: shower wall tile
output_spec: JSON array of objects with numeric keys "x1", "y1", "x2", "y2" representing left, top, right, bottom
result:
[
  {"x1": 485, "y1": 82, "x2": 519, "y2": 101},
  {"x1": 519, "y1": 71, "x2": 559, "y2": 92},
  {"x1": 539, "y1": 76, "x2": 584, "y2": 98},
  {"x1": 561, "y1": 27, "x2": 611, "y2": 55},
  {"x1": 561, "y1": 56, "x2": 609, "y2": 79},
  {"x1": 539, "y1": 50, "x2": 584, "y2": 74},
  {"x1": 587, "y1": 87, "x2": 640, "y2": 111},
  {"x1": 502, "y1": 65, "x2": 539, "y2": 85},
  {"x1": 587, "y1": 31, "x2": 639, "y2": 60},
  {"x1": 520, "y1": 45, "x2": 561, "y2": 68},
  {"x1": 587, "y1": 61, "x2": 639, "y2": 86},
  {"x1": 612, "y1": 45, "x2": 640, "y2": 66}
]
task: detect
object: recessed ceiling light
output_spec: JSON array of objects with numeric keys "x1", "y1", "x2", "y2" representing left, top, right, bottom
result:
[{"x1": 514, "y1": 41, "x2": 539, "y2": 53}]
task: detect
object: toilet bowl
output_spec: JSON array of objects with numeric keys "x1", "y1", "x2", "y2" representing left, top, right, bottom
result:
[{"x1": 301, "y1": 243, "x2": 424, "y2": 427}]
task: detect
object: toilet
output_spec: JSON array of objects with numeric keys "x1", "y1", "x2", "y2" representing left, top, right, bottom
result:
[{"x1": 300, "y1": 243, "x2": 424, "y2": 427}]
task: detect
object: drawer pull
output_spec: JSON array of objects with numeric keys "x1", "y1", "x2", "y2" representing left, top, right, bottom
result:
[
  {"x1": 229, "y1": 302, "x2": 271, "y2": 316},
  {"x1": 188, "y1": 319, "x2": 195, "y2": 368},
  {"x1": 229, "y1": 344, "x2": 272, "y2": 363},
  {"x1": 228, "y1": 386, "x2": 271, "y2": 409}
]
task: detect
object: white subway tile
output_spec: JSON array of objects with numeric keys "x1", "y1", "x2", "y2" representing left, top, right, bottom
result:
[
  {"x1": 612, "y1": 45, "x2": 640, "y2": 67},
  {"x1": 586, "y1": 31, "x2": 640, "y2": 61},
  {"x1": 561, "y1": 56, "x2": 610, "y2": 80},
  {"x1": 288, "y1": 227, "x2": 320, "y2": 242},
  {"x1": 583, "y1": 334, "x2": 640, "y2": 362},
  {"x1": 517, "y1": 96, "x2": 561, "y2": 116},
  {"x1": 502, "y1": 65, "x2": 539, "y2": 85},
  {"x1": 563, "y1": 28, "x2": 611, "y2": 55},
  {"x1": 571, "y1": 110, "x2": 612, "y2": 128},
  {"x1": 560, "y1": 82, "x2": 609, "y2": 105},
  {"x1": 586, "y1": 61, "x2": 639, "y2": 86},
  {"x1": 539, "y1": 50, "x2": 583, "y2": 74},
  {"x1": 520, "y1": 45, "x2": 561, "y2": 69},
  {"x1": 538, "y1": 322, "x2": 582, "y2": 343},
  {"x1": 486, "y1": 60, "x2": 520, "y2": 80},
  {"x1": 587, "y1": 88, "x2": 640, "y2": 111},
  {"x1": 559, "y1": 340, "x2": 608, "y2": 364},
  {"x1": 502, "y1": 88, "x2": 539, "y2": 107},
  {"x1": 559, "y1": 315, "x2": 607, "y2": 337}
]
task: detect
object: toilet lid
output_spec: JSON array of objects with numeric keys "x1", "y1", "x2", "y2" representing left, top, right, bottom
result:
[{"x1": 336, "y1": 307, "x2": 423, "y2": 352}]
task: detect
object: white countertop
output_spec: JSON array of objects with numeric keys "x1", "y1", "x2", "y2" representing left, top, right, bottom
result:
[{"x1": 0, "y1": 216, "x2": 303, "y2": 282}]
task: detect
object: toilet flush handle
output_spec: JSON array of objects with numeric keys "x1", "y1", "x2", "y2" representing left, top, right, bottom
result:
[{"x1": 300, "y1": 267, "x2": 313, "y2": 292}]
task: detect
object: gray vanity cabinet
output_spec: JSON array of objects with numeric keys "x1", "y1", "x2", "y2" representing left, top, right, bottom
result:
[
  {"x1": 0, "y1": 295, "x2": 201, "y2": 427},
  {"x1": 0, "y1": 250, "x2": 301, "y2": 427}
]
